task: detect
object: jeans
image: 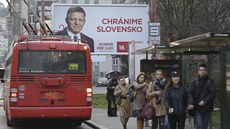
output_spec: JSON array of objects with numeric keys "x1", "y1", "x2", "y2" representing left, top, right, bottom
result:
[
  {"x1": 195, "y1": 111, "x2": 212, "y2": 129},
  {"x1": 164, "y1": 115, "x2": 170, "y2": 129}
]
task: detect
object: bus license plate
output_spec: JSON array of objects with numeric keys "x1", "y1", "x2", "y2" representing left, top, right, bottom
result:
[{"x1": 41, "y1": 91, "x2": 63, "y2": 99}]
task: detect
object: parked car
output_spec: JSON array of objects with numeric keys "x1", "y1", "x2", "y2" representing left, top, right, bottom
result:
[{"x1": 96, "y1": 77, "x2": 108, "y2": 87}]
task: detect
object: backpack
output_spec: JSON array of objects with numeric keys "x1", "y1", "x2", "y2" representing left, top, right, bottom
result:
[{"x1": 127, "y1": 85, "x2": 136, "y2": 102}]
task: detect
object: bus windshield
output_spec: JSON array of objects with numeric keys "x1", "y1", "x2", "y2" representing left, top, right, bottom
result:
[{"x1": 18, "y1": 50, "x2": 86, "y2": 74}]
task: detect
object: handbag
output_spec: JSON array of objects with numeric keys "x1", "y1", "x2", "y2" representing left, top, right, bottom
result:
[
  {"x1": 110, "y1": 107, "x2": 117, "y2": 116},
  {"x1": 109, "y1": 103, "x2": 117, "y2": 117},
  {"x1": 140, "y1": 102, "x2": 155, "y2": 120}
]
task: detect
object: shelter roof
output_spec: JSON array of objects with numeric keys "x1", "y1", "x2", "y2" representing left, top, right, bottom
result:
[
  {"x1": 134, "y1": 32, "x2": 230, "y2": 55},
  {"x1": 170, "y1": 32, "x2": 230, "y2": 48}
]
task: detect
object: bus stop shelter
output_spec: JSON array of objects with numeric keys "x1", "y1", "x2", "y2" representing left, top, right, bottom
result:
[
  {"x1": 135, "y1": 32, "x2": 230, "y2": 129},
  {"x1": 166, "y1": 32, "x2": 230, "y2": 129}
]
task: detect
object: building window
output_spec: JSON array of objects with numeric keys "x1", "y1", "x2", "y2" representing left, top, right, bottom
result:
[
  {"x1": 94, "y1": 0, "x2": 99, "y2": 4},
  {"x1": 73, "y1": 0, "x2": 78, "y2": 4},
  {"x1": 113, "y1": 58, "x2": 118, "y2": 66},
  {"x1": 61, "y1": 0, "x2": 67, "y2": 3},
  {"x1": 29, "y1": 15, "x2": 35, "y2": 23},
  {"x1": 112, "y1": 0, "x2": 118, "y2": 4},
  {"x1": 85, "y1": 0, "x2": 90, "y2": 4},
  {"x1": 95, "y1": 62, "x2": 99, "y2": 66}
]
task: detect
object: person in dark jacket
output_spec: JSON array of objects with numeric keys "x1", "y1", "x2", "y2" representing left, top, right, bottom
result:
[
  {"x1": 164, "y1": 71, "x2": 193, "y2": 129},
  {"x1": 106, "y1": 76, "x2": 118, "y2": 116},
  {"x1": 188, "y1": 64, "x2": 216, "y2": 129}
]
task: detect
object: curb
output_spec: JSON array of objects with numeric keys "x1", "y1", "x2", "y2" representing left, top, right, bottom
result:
[{"x1": 84, "y1": 120, "x2": 108, "y2": 129}]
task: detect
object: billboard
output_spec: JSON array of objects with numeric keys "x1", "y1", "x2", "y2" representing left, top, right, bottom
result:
[
  {"x1": 36, "y1": 1, "x2": 52, "y2": 20},
  {"x1": 52, "y1": 4, "x2": 149, "y2": 55}
]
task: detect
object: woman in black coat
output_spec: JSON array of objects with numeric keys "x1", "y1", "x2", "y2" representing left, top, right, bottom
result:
[
  {"x1": 164, "y1": 71, "x2": 193, "y2": 129},
  {"x1": 106, "y1": 76, "x2": 118, "y2": 116}
]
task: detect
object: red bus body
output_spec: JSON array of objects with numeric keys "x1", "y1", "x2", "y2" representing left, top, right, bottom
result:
[{"x1": 3, "y1": 36, "x2": 92, "y2": 126}]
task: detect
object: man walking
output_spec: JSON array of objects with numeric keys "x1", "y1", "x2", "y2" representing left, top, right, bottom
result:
[{"x1": 188, "y1": 63, "x2": 216, "y2": 129}]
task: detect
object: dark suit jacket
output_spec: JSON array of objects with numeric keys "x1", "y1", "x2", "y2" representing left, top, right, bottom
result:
[{"x1": 55, "y1": 28, "x2": 94, "y2": 52}]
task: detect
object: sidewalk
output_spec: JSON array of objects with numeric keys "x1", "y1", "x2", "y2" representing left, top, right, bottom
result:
[{"x1": 86, "y1": 108, "x2": 195, "y2": 129}]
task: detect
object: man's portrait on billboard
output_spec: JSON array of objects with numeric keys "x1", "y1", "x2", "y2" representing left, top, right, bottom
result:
[{"x1": 55, "y1": 6, "x2": 94, "y2": 52}]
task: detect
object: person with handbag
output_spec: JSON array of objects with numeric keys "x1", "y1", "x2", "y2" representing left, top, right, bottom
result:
[
  {"x1": 164, "y1": 71, "x2": 193, "y2": 129},
  {"x1": 114, "y1": 76, "x2": 132, "y2": 129},
  {"x1": 132, "y1": 72, "x2": 148, "y2": 129},
  {"x1": 146, "y1": 69, "x2": 168, "y2": 129}
]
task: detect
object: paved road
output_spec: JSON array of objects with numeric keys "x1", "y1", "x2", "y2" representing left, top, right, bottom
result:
[{"x1": 0, "y1": 107, "x2": 95, "y2": 129}]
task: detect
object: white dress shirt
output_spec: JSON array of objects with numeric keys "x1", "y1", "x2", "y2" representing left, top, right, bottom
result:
[{"x1": 66, "y1": 28, "x2": 82, "y2": 43}]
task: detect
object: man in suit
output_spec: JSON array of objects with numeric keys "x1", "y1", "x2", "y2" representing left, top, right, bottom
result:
[{"x1": 55, "y1": 6, "x2": 94, "y2": 52}]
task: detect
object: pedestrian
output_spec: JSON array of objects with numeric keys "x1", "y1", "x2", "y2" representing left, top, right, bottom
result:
[
  {"x1": 132, "y1": 72, "x2": 148, "y2": 129},
  {"x1": 114, "y1": 76, "x2": 132, "y2": 129},
  {"x1": 146, "y1": 69, "x2": 168, "y2": 129},
  {"x1": 164, "y1": 71, "x2": 193, "y2": 129},
  {"x1": 188, "y1": 63, "x2": 216, "y2": 129},
  {"x1": 106, "y1": 75, "x2": 118, "y2": 117}
]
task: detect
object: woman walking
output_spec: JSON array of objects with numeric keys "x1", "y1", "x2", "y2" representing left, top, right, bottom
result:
[
  {"x1": 146, "y1": 69, "x2": 168, "y2": 129},
  {"x1": 106, "y1": 75, "x2": 118, "y2": 116},
  {"x1": 114, "y1": 76, "x2": 132, "y2": 129},
  {"x1": 132, "y1": 72, "x2": 148, "y2": 129},
  {"x1": 164, "y1": 71, "x2": 193, "y2": 129}
]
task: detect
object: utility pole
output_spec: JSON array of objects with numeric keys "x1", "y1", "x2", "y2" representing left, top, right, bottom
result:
[
  {"x1": 149, "y1": 0, "x2": 160, "y2": 59},
  {"x1": 149, "y1": 0, "x2": 156, "y2": 22}
]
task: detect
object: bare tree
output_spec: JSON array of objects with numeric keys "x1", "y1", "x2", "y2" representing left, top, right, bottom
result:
[
  {"x1": 130, "y1": 0, "x2": 230, "y2": 44},
  {"x1": 158, "y1": 0, "x2": 230, "y2": 43}
]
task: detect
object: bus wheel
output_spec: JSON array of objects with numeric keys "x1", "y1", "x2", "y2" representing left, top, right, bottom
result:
[
  {"x1": 7, "y1": 117, "x2": 14, "y2": 126},
  {"x1": 69, "y1": 121, "x2": 82, "y2": 126},
  {"x1": 74, "y1": 122, "x2": 82, "y2": 126}
]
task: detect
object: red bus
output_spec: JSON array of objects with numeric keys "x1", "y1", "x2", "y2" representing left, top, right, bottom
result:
[{"x1": 3, "y1": 36, "x2": 93, "y2": 126}]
